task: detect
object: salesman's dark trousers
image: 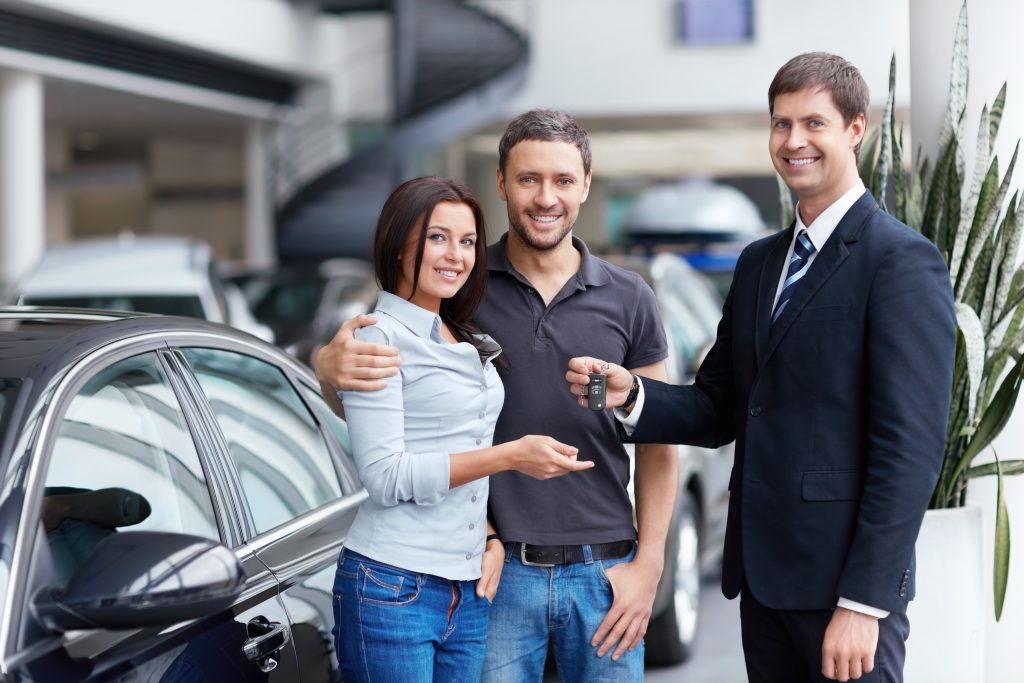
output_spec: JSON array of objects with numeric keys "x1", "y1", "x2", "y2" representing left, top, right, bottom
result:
[{"x1": 739, "y1": 587, "x2": 910, "y2": 683}]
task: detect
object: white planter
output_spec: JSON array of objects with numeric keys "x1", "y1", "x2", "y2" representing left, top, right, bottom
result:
[{"x1": 905, "y1": 507, "x2": 985, "y2": 683}]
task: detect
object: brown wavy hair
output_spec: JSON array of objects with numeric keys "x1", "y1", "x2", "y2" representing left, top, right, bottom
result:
[
  {"x1": 373, "y1": 177, "x2": 488, "y2": 345},
  {"x1": 768, "y1": 52, "x2": 870, "y2": 157}
]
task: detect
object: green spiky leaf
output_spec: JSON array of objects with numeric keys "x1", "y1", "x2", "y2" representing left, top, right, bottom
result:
[
  {"x1": 968, "y1": 460, "x2": 1024, "y2": 478},
  {"x1": 990, "y1": 82, "x2": 1008, "y2": 152},
  {"x1": 859, "y1": 126, "x2": 881, "y2": 192},
  {"x1": 950, "y1": 353, "x2": 1024, "y2": 487},
  {"x1": 994, "y1": 453, "x2": 1011, "y2": 621}
]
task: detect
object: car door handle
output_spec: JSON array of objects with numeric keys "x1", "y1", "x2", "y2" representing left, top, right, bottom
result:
[{"x1": 243, "y1": 616, "x2": 291, "y2": 673}]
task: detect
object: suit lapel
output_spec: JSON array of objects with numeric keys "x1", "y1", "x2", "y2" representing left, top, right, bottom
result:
[
  {"x1": 759, "y1": 191, "x2": 878, "y2": 368},
  {"x1": 755, "y1": 224, "x2": 794, "y2": 368}
]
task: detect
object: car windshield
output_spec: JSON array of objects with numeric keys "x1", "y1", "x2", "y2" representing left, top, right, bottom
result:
[
  {"x1": 23, "y1": 295, "x2": 205, "y2": 319},
  {"x1": 0, "y1": 378, "x2": 22, "y2": 434}
]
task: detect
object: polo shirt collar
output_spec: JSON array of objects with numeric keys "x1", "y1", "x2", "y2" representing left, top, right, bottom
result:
[
  {"x1": 487, "y1": 233, "x2": 611, "y2": 287},
  {"x1": 375, "y1": 290, "x2": 442, "y2": 340}
]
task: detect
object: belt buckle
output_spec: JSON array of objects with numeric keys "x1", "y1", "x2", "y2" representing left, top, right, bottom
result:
[{"x1": 519, "y1": 543, "x2": 556, "y2": 567}]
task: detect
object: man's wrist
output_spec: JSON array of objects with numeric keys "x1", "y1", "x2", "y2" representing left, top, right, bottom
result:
[
  {"x1": 632, "y1": 544, "x2": 665, "y2": 573},
  {"x1": 622, "y1": 373, "x2": 640, "y2": 411}
]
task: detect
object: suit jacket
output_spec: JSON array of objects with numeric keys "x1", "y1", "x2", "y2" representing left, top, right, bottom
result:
[{"x1": 627, "y1": 191, "x2": 956, "y2": 614}]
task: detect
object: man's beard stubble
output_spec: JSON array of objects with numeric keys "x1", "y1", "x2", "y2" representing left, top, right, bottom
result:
[{"x1": 507, "y1": 209, "x2": 576, "y2": 252}]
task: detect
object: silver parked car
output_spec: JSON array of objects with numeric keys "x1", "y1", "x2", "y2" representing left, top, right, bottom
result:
[
  {"x1": 606, "y1": 253, "x2": 734, "y2": 666},
  {"x1": 17, "y1": 234, "x2": 275, "y2": 342},
  {"x1": 0, "y1": 307, "x2": 363, "y2": 680}
]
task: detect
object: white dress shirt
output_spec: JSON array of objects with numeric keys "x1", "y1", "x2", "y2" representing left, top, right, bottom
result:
[{"x1": 619, "y1": 180, "x2": 889, "y2": 619}]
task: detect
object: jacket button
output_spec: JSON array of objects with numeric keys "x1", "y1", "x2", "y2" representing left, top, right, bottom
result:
[{"x1": 749, "y1": 406, "x2": 763, "y2": 417}]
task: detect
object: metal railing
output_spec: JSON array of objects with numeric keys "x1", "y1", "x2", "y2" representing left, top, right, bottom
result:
[{"x1": 267, "y1": 0, "x2": 528, "y2": 215}]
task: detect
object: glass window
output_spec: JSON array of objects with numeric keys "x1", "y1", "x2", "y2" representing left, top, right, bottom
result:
[
  {"x1": 254, "y1": 277, "x2": 326, "y2": 325},
  {"x1": 297, "y1": 384, "x2": 361, "y2": 495},
  {"x1": 674, "y1": 0, "x2": 753, "y2": 44},
  {"x1": 44, "y1": 353, "x2": 219, "y2": 587},
  {"x1": 0, "y1": 379, "x2": 21, "y2": 434},
  {"x1": 24, "y1": 295, "x2": 205, "y2": 319},
  {"x1": 181, "y1": 348, "x2": 343, "y2": 534}
]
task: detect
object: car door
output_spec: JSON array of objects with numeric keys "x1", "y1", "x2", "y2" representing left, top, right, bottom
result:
[
  {"x1": 3, "y1": 346, "x2": 299, "y2": 682},
  {"x1": 174, "y1": 346, "x2": 365, "y2": 683}
]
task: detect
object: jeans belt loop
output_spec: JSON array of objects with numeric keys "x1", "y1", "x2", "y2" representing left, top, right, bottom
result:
[{"x1": 582, "y1": 543, "x2": 594, "y2": 564}]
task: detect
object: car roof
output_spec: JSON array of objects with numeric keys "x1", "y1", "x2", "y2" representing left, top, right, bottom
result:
[
  {"x1": 18, "y1": 235, "x2": 213, "y2": 297},
  {"x1": 0, "y1": 306, "x2": 276, "y2": 383}
]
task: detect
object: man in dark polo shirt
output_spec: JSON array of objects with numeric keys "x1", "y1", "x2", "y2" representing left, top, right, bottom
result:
[{"x1": 315, "y1": 109, "x2": 676, "y2": 682}]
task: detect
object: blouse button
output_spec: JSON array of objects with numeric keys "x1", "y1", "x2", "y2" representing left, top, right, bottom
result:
[
  {"x1": 471, "y1": 495, "x2": 477, "y2": 502},
  {"x1": 465, "y1": 553, "x2": 472, "y2": 560},
  {"x1": 476, "y1": 438, "x2": 482, "y2": 445},
  {"x1": 469, "y1": 523, "x2": 475, "y2": 530}
]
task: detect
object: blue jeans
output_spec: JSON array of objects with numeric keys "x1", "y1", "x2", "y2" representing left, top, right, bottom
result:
[
  {"x1": 333, "y1": 548, "x2": 490, "y2": 683},
  {"x1": 481, "y1": 543, "x2": 643, "y2": 683}
]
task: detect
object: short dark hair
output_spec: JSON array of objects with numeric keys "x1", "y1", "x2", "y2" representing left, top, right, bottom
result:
[
  {"x1": 768, "y1": 52, "x2": 870, "y2": 129},
  {"x1": 372, "y1": 177, "x2": 488, "y2": 342},
  {"x1": 498, "y1": 109, "x2": 592, "y2": 175}
]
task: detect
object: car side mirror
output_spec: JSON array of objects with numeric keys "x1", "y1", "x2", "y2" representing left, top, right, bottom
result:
[{"x1": 34, "y1": 531, "x2": 245, "y2": 632}]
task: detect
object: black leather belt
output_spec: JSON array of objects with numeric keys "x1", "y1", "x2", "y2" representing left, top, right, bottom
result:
[{"x1": 510, "y1": 540, "x2": 635, "y2": 567}]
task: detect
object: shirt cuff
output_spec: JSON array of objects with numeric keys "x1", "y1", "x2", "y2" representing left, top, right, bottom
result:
[
  {"x1": 613, "y1": 376, "x2": 646, "y2": 436},
  {"x1": 407, "y1": 450, "x2": 451, "y2": 505},
  {"x1": 837, "y1": 597, "x2": 890, "y2": 619}
]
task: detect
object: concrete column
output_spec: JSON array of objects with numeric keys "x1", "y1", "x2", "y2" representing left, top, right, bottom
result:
[
  {"x1": 0, "y1": 70, "x2": 44, "y2": 300},
  {"x1": 245, "y1": 120, "x2": 275, "y2": 269},
  {"x1": 909, "y1": 3, "x2": 1024, "y2": 681},
  {"x1": 45, "y1": 126, "x2": 72, "y2": 246}
]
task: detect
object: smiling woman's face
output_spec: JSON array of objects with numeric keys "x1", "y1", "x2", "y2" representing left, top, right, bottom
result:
[{"x1": 395, "y1": 201, "x2": 478, "y2": 313}]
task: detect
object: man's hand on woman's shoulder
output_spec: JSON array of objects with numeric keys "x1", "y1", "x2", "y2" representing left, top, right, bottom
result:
[{"x1": 315, "y1": 315, "x2": 400, "y2": 392}]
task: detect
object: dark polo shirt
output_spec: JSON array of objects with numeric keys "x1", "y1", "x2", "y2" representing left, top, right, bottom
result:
[{"x1": 477, "y1": 234, "x2": 667, "y2": 545}]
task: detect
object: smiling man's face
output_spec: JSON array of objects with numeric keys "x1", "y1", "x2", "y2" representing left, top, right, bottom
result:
[
  {"x1": 497, "y1": 139, "x2": 592, "y2": 252},
  {"x1": 769, "y1": 87, "x2": 864, "y2": 210}
]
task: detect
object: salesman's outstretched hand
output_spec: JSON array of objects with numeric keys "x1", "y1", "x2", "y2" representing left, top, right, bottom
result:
[
  {"x1": 565, "y1": 357, "x2": 633, "y2": 409},
  {"x1": 821, "y1": 607, "x2": 878, "y2": 681}
]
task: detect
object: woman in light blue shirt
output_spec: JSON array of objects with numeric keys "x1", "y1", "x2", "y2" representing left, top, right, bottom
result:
[{"x1": 332, "y1": 177, "x2": 592, "y2": 683}]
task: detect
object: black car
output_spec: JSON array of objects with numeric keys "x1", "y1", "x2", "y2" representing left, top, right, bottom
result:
[{"x1": 0, "y1": 307, "x2": 365, "y2": 681}]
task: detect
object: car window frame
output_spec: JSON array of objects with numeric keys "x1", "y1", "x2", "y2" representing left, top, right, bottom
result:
[
  {"x1": 2, "y1": 335, "x2": 238, "y2": 666},
  {"x1": 163, "y1": 338, "x2": 364, "y2": 545}
]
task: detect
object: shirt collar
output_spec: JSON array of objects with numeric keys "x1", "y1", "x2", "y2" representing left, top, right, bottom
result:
[
  {"x1": 794, "y1": 179, "x2": 866, "y2": 252},
  {"x1": 374, "y1": 290, "x2": 443, "y2": 340},
  {"x1": 487, "y1": 233, "x2": 610, "y2": 287}
]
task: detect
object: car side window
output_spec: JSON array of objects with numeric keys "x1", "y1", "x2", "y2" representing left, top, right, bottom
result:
[
  {"x1": 44, "y1": 352, "x2": 220, "y2": 588},
  {"x1": 180, "y1": 348, "x2": 344, "y2": 535},
  {"x1": 296, "y1": 384, "x2": 361, "y2": 495}
]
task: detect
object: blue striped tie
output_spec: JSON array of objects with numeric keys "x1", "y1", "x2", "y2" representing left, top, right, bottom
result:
[{"x1": 771, "y1": 230, "x2": 815, "y2": 325}]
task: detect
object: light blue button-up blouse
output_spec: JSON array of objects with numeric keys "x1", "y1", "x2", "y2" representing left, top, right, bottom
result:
[{"x1": 340, "y1": 291, "x2": 504, "y2": 580}]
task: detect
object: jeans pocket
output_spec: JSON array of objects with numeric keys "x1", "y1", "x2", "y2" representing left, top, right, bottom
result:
[
  {"x1": 358, "y1": 563, "x2": 421, "y2": 606},
  {"x1": 596, "y1": 547, "x2": 637, "y2": 591},
  {"x1": 336, "y1": 552, "x2": 358, "y2": 580}
]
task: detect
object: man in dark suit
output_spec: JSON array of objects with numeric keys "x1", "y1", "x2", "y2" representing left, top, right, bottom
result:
[{"x1": 567, "y1": 53, "x2": 956, "y2": 683}]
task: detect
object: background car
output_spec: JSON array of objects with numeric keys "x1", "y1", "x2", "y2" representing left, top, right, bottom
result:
[
  {"x1": 234, "y1": 258, "x2": 378, "y2": 365},
  {"x1": 0, "y1": 307, "x2": 364, "y2": 681},
  {"x1": 621, "y1": 179, "x2": 770, "y2": 299},
  {"x1": 604, "y1": 252, "x2": 735, "y2": 666},
  {"x1": 16, "y1": 234, "x2": 275, "y2": 342}
]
